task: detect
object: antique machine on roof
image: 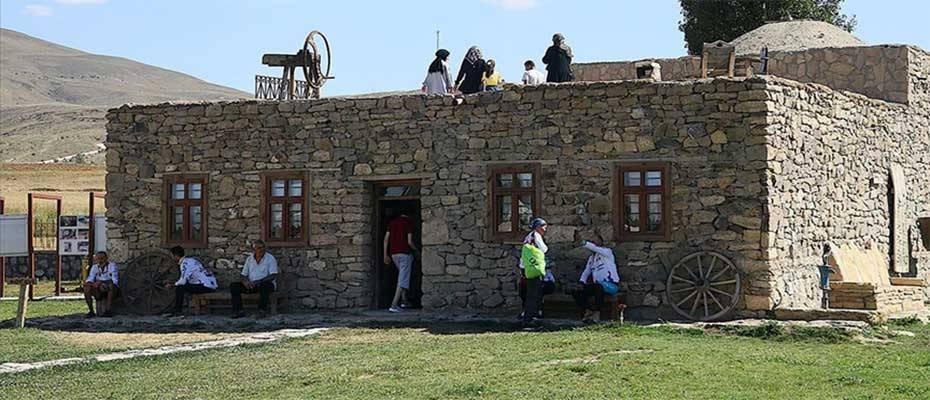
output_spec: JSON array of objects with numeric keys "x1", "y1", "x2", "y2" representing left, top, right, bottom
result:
[{"x1": 255, "y1": 30, "x2": 333, "y2": 100}]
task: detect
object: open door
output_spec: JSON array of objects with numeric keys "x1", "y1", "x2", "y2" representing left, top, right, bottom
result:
[{"x1": 372, "y1": 181, "x2": 422, "y2": 309}]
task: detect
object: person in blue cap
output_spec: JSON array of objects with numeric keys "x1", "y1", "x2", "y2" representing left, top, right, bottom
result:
[{"x1": 520, "y1": 217, "x2": 548, "y2": 324}]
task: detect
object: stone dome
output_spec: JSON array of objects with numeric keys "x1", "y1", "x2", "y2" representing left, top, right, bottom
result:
[{"x1": 731, "y1": 20, "x2": 865, "y2": 55}]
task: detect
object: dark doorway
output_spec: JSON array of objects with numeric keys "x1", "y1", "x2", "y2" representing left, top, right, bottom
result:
[{"x1": 372, "y1": 181, "x2": 422, "y2": 309}]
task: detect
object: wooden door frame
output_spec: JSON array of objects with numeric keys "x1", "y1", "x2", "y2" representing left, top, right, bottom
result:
[{"x1": 370, "y1": 180, "x2": 421, "y2": 309}]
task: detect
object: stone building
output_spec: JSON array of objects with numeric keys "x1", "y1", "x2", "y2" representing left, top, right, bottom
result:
[{"x1": 104, "y1": 22, "x2": 930, "y2": 320}]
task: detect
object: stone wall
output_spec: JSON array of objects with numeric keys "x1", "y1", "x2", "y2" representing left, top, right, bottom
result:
[
  {"x1": 764, "y1": 76, "x2": 930, "y2": 310},
  {"x1": 3, "y1": 253, "x2": 84, "y2": 282},
  {"x1": 766, "y1": 45, "x2": 911, "y2": 104},
  {"x1": 573, "y1": 57, "x2": 702, "y2": 82},
  {"x1": 907, "y1": 46, "x2": 930, "y2": 110},
  {"x1": 106, "y1": 78, "x2": 774, "y2": 313},
  {"x1": 574, "y1": 45, "x2": 916, "y2": 105}
]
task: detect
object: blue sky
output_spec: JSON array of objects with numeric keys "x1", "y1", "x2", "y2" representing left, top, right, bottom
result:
[{"x1": 2, "y1": 0, "x2": 928, "y2": 97}]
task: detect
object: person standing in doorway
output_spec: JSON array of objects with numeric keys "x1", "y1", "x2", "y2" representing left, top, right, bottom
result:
[
  {"x1": 455, "y1": 46, "x2": 488, "y2": 95},
  {"x1": 230, "y1": 240, "x2": 279, "y2": 318},
  {"x1": 520, "y1": 218, "x2": 548, "y2": 324},
  {"x1": 164, "y1": 246, "x2": 217, "y2": 316},
  {"x1": 83, "y1": 251, "x2": 119, "y2": 318},
  {"x1": 383, "y1": 212, "x2": 416, "y2": 313},
  {"x1": 543, "y1": 33, "x2": 573, "y2": 83},
  {"x1": 422, "y1": 49, "x2": 454, "y2": 95},
  {"x1": 522, "y1": 60, "x2": 546, "y2": 85}
]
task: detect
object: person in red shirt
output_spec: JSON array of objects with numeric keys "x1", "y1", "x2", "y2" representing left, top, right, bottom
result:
[{"x1": 383, "y1": 213, "x2": 417, "y2": 312}]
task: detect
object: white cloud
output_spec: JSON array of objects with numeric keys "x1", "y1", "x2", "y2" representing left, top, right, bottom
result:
[
  {"x1": 24, "y1": 4, "x2": 53, "y2": 16},
  {"x1": 483, "y1": 0, "x2": 537, "y2": 11},
  {"x1": 54, "y1": 0, "x2": 108, "y2": 4}
]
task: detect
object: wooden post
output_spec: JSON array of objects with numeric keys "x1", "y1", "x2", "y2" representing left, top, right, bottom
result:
[
  {"x1": 700, "y1": 51, "x2": 708, "y2": 79},
  {"x1": 12, "y1": 278, "x2": 33, "y2": 328},
  {"x1": 0, "y1": 195, "x2": 5, "y2": 298},
  {"x1": 727, "y1": 51, "x2": 736, "y2": 78},
  {"x1": 27, "y1": 193, "x2": 34, "y2": 300},
  {"x1": 88, "y1": 192, "x2": 96, "y2": 282},
  {"x1": 55, "y1": 197, "x2": 62, "y2": 296},
  {"x1": 16, "y1": 283, "x2": 29, "y2": 328},
  {"x1": 288, "y1": 66, "x2": 297, "y2": 100}
]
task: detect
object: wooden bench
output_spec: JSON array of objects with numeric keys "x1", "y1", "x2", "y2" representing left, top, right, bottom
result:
[
  {"x1": 543, "y1": 292, "x2": 626, "y2": 322},
  {"x1": 191, "y1": 291, "x2": 286, "y2": 315},
  {"x1": 190, "y1": 273, "x2": 290, "y2": 315}
]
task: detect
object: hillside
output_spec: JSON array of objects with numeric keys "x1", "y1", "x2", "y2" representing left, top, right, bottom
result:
[{"x1": 0, "y1": 28, "x2": 248, "y2": 162}]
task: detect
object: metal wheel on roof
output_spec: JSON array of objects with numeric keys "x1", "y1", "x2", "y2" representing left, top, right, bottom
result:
[
  {"x1": 120, "y1": 251, "x2": 177, "y2": 315},
  {"x1": 301, "y1": 30, "x2": 332, "y2": 91},
  {"x1": 666, "y1": 251, "x2": 741, "y2": 321}
]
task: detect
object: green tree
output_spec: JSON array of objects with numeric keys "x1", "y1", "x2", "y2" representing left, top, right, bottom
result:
[{"x1": 678, "y1": 0, "x2": 857, "y2": 55}]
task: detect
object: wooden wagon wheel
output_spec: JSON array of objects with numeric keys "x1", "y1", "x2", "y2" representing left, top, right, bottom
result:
[
  {"x1": 301, "y1": 30, "x2": 332, "y2": 90},
  {"x1": 666, "y1": 251, "x2": 741, "y2": 321},
  {"x1": 121, "y1": 251, "x2": 177, "y2": 315}
]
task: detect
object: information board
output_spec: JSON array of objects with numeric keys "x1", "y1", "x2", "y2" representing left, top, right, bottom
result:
[
  {"x1": 0, "y1": 215, "x2": 29, "y2": 257},
  {"x1": 59, "y1": 215, "x2": 91, "y2": 256},
  {"x1": 94, "y1": 215, "x2": 107, "y2": 252}
]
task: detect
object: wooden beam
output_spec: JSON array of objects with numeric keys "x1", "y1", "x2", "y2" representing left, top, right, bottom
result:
[
  {"x1": 262, "y1": 53, "x2": 303, "y2": 67},
  {"x1": 16, "y1": 283, "x2": 29, "y2": 328},
  {"x1": 30, "y1": 193, "x2": 62, "y2": 201}
]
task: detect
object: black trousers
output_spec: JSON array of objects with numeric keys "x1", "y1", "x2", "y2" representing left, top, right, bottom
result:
[
  {"x1": 230, "y1": 281, "x2": 275, "y2": 312},
  {"x1": 174, "y1": 284, "x2": 214, "y2": 313},
  {"x1": 574, "y1": 283, "x2": 605, "y2": 312},
  {"x1": 523, "y1": 277, "x2": 543, "y2": 321},
  {"x1": 519, "y1": 278, "x2": 555, "y2": 306}
]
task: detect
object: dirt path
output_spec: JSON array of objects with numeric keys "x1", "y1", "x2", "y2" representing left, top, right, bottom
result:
[{"x1": 0, "y1": 327, "x2": 328, "y2": 374}]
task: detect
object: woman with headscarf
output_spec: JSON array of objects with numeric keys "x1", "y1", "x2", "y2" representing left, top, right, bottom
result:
[
  {"x1": 542, "y1": 33, "x2": 573, "y2": 83},
  {"x1": 422, "y1": 49, "x2": 453, "y2": 95},
  {"x1": 454, "y1": 46, "x2": 488, "y2": 95}
]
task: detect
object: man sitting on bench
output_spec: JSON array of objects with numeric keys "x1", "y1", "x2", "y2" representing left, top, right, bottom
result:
[
  {"x1": 165, "y1": 246, "x2": 218, "y2": 316},
  {"x1": 574, "y1": 239, "x2": 620, "y2": 322},
  {"x1": 83, "y1": 251, "x2": 119, "y2": 318},
  {"x1": 230, "y1": 240, "x2": 278, "y2": 318}
]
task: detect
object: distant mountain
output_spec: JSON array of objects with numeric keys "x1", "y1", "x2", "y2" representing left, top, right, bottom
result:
[{"x1": 0, "y1": 28, "x2": 248, "y2": 162}]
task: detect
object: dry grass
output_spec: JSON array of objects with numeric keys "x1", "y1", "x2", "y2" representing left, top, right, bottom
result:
[
  {"x1": 46, "y1": 331, "x2": 246, "y2": 349},
  {"x1": 0, "y1": 163, "x2": 106, "y2": 214}
]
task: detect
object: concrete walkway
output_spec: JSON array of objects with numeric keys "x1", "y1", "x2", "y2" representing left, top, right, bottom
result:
[{"x1": 1, "y1": 327, "x2": 329, "y2": 374}]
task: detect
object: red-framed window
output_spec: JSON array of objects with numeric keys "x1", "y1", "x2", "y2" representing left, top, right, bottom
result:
[
  {"x1": 164, "y1": 174, "x2": 208, "y2": 247},
  {"x1": 488, "y1": 164, "x2": 542, "y2": 241},
  {"x1": 617, "y1": 163, "x2": 671, "y2": 242},
  {"x1": 261, "y1": 172, "x2": 309, "y2": 246}
]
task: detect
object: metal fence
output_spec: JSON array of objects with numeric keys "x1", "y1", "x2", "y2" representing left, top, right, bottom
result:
[{"x1": 255, "y1": 75, "x2": 310, "y2": 100}]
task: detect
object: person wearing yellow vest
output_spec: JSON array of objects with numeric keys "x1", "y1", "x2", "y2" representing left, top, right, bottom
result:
[
  {"x1": 520, "y1": 217, "x2": 548, "y2": 325},
  {"x1": 482, "y1": 59, "x2": 504, "y2": 91}
]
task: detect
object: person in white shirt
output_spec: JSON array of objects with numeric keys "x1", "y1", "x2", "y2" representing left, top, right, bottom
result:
[
  {"x1": 422, "y1": 49, "x2": 454, "y2": 95},
  {"x1": 574, "y1": 240, "x2": 621, "y2": 322},
  {"x1": 230, "y1": 240, "x2": 278, "y2": 318},
  {"x1": 164, "y1": 246, "x2": 217, "y2": 316},
  {"x1": 520, "y1": 217, "x2": 548, "y2": 323},
  {"x1": 521, "y1": 60, "x2": 546, "y2": 85},
  {"x1": 83, "y1": 251, "x2": 119, "y2": 318}
]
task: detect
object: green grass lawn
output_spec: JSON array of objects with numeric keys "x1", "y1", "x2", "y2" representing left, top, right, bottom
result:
[
  {"x1": 1, "y1": 320, "x2": 928, "y2": 399},
  {"x1": 1, "y1": 299, "x2": 90, "y2": 363},
  {"x1": 0, "y1": 297, "x2": 85, "y2": 321},
  {"x1": 3, "y1": 280, "x2": 83, "y2": 299},
  {"x1": 1, "y1": 299, "x2": 247, "y2": 365}
]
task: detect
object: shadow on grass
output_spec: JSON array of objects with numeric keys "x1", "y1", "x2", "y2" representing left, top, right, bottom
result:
[{"x1": 4, "y1": 312, "x2": 595, "y2": 336}]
